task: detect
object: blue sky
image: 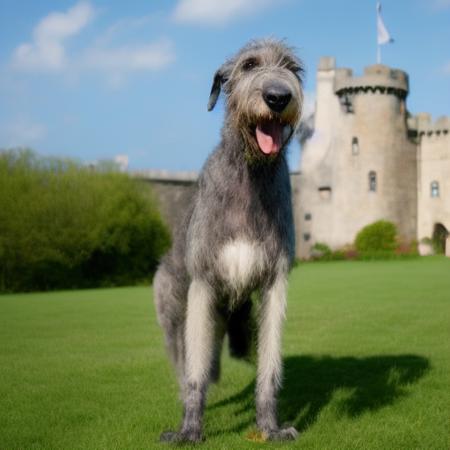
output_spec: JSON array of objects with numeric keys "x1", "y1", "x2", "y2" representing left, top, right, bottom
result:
[{"x1": 0, "y1": 0, "x2": 449, "y2": 171}]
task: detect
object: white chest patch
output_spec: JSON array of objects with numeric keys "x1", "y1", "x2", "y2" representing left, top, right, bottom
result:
[{"x1": 219, "y1": 239, "x2": 266, "y2": 292}]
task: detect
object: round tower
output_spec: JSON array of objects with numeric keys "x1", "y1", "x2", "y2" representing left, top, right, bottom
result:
[{"x1": 297, "y1": 59, "x2": 417, "y2": 258}]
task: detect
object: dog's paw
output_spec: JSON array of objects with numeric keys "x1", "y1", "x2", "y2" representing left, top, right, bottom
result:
[
  {"x1": 265, "y1": 426, "x2": 298, "y2": 441},
  {"x1": 160, "y1": 431, "x2": 179, "y2": 442},
  {"x1": 160, "y1": 429, "x2": 203, "y2": 444}
]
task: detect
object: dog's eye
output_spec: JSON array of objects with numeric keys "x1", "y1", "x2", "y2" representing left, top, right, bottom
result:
[
  {"x1": 242, "y1": 58, "x2": 259, "y2": 71},
  {"x1": 290, "y1": 64, "x2": 303, "y2": 77}
]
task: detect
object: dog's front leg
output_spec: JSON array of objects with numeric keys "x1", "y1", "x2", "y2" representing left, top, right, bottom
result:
[
  {"x1": 160, "y1": 279, "x2": 214, "y2": 443},
  {"x1": 256, "y1": 274, "x2": 298, "y2": 441}
]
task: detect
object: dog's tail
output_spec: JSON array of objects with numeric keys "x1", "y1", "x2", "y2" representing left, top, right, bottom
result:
[{"x1": 227, "y1": 299, "x2": 256, "y2": 363}]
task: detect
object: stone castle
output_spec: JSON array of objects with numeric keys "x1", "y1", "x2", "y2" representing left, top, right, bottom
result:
[
  {"x1": 137, "y1": 57, "x2": 450, "y2": 259},
  {"x1": 296, "y1": 57, "x2": 450, "y2": 258}
]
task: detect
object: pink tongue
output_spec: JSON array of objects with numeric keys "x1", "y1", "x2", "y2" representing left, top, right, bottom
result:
[{"x1": 256, "y1": 122, "x2": 283, "y2": 155}]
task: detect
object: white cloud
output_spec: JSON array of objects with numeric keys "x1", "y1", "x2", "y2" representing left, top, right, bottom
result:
[
  {"x1": 95, "y1": 15, "x2": 158, "y2": 47},
  {"x1": 173, "y1": 0, "x2": 276, "y2": 25},
  {"x1": 12, "y1": 1, "x2": 95, "y2": 71},
  {"x1": 79, "y1": 38, "x2": 175, "y2": 89},
  {"x1": 10, "y1": 2, "x2": 175, "y2": 82},
  {"x1": 82, "y1": 39, "x2": 175, "y2": 73},
  {"x1": 1, "y1": 118, "x2": 47, "y2": 147}
]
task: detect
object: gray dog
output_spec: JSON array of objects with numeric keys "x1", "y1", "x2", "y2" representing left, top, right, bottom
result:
[{"x1": 154, "y1": 38, "x2": 303, "y2": 443}]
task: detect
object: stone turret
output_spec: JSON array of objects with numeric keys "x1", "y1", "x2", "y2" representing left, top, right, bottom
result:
[{"x1": 296, "y1": 58, "x2": 417, "y2": 258}]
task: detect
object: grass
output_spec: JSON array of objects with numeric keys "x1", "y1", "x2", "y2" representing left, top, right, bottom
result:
[{"x1": 0, "y1": 257, "x2": 449, "y2": 449}]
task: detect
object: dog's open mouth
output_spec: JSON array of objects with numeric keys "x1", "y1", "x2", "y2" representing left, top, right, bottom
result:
[{"x1": 255, "y1": 120, "x2": 292, "y2": 155}]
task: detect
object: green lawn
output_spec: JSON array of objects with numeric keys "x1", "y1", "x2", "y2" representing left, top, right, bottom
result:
[{"x1": 1, "y1": 258, "x2": 449, "y2": 449}]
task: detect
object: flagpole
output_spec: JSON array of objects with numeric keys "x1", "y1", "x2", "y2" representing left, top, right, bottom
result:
[
  {"x1": 376, "y1": 2, "x2": 393, "y2": 65},
  {"x1": 376, "y1": 2, "x2": 380, "y2": 64}
]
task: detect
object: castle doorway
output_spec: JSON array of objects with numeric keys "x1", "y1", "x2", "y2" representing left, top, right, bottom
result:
[{"x1": 432, "y1": 223, "x2": 449, "y2": 255}]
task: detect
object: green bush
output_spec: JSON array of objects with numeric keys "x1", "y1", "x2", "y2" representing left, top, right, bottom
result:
[
  {"x1": 310, "y1": 242, "x2": 347, "y2": 262},
  {"x1": 355, "y1": 220, "x2": 397, "y2": 256},
  {"x1": 0, "y1": 149, "x2": 171, "y2": 292},
  {"x1": 330, "y1": 249, "x2": 346, "y2": 260},
  {"x1": 311, "y1": 242, "x2": 332, "y2": 259}
]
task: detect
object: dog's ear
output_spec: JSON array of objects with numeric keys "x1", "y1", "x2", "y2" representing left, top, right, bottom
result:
[
  {"x1": 208, "y1": 59, "x2": 234, "y2": 111},
  {"x1": 207, "y1": 69, "x2": 224, "y2": 111}
]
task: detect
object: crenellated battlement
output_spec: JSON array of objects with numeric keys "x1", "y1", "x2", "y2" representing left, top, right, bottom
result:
[
  {"x1": 409, "y1": 113, "x2": 450, "y2": 138},
  {"x1": 333, "y1": 63, "x2": 409, "y2": 99}
]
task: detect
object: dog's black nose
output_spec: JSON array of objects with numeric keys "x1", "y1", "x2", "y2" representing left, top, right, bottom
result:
[{"x1": 262, "y1": 82, "x2": 292, "y2": 113}]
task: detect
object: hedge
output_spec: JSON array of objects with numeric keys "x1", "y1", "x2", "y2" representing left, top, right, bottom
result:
[{"x1": 0, "y1": 149, "x2": 171, "y2": 292}]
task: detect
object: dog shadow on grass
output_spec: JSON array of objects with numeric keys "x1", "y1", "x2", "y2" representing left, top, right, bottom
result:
[{"x1": 207, "y1": 354, "x2": 430, "y2": 435}]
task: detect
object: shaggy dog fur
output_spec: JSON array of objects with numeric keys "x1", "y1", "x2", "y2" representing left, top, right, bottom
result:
[{"x1": 153, "y1": 38, "x2": 303, "y2": 443}]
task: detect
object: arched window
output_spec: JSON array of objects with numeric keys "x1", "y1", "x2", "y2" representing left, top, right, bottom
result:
[
  {"x1": 431, "y1": 181, "x2": 439, "y2": 198},
  {"x1": 352, "y1": 137, "x2": 359, "y2": 155},
  {"x1": 432, "y1": 223, "x2": 448, "y2": 254},
  {"x1": 369, "y1": 171, "x2": 377, "y2": 192}
]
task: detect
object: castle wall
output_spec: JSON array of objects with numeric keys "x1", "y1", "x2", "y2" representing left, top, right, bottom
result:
[
  {"x1": 296, "y1": 58, "x2": 342, "y2": 257},
  {"x1": 417, "y1": 117, "x2": 450, "y2": 242},
  {"x1": 133, "y1": 171, "x2": 198, "y2": 234}
]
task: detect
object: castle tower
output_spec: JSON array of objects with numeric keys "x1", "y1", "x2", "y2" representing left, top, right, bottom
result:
[{"x1": 296, "y1": 58, "x2": 417, "y2": 258}]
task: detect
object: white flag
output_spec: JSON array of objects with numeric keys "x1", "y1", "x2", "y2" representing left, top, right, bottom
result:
[{"x1": 377, "y1": 2, "x2": 393, "y2": 45}]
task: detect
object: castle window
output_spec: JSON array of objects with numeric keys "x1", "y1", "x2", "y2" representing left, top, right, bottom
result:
[
  {"x1": 305, "y1": 213, "x2": 312, "y2": 221},
  {"x1": 431, "y1": 181, "x2": 440, "y2": 198},
  {"x1": 318, "y1": 186, "x2": 332, "y2": 200},
  {"x1": 369, "y1": 171, "x2": 377, "y2": 192},
  {"x1": 352, "y1": 137, "x2": 359, "y2": 155},
  {"x1": 303, "y1": 233, "x2": 311, "y2": 241},
  {"x1": 339, "y1": 94, "x2": 353, "y2": 113}
]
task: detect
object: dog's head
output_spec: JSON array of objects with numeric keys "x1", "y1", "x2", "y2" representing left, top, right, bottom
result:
[{"x1": 208, "y1": 39, "x2": 304, "y2": 163}]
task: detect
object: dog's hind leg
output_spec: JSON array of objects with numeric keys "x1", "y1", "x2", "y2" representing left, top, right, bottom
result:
[
  {"x1": 160, "y1": 278, "x2": 215, "y2": 443},
  {"x1": 164, "y1": 322, "x2": 185, "y2": 387},
  {"x1": 153, "y1": 264, "x2": 187, "y2": 387},
  {"x1": 256, "y1": 273, "x2": 298, "y2": 441},
  {"x1": 210, "y1": 315, "x2": 225, "y2": 383},
  {"x1": 227, "y1": 298, "x2": 254, "y2": 361}
]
